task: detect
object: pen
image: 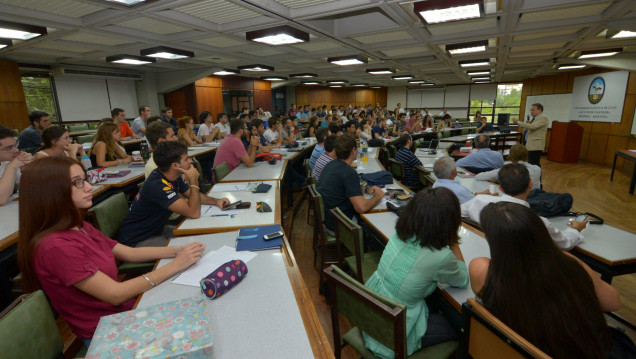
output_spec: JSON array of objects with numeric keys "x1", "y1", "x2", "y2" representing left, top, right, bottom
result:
[{"x1": 210, "y1": 214, "x2": 229, "y2": 217}]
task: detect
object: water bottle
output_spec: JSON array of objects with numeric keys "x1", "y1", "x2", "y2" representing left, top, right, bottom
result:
[
  {"x1": 140, "y1": 141, "x2": 149, "y2": 162},
  {"x1": 81, "y1": 154, "x2": 92, "y2": 170},
  {"x1": 361, "y1": 140, "x2": 368, "y2": 163}
]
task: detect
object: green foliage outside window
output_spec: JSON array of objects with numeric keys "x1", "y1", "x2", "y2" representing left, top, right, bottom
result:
[{"x1": 21, "y1": 75, "x2": 58, "y2": 122}]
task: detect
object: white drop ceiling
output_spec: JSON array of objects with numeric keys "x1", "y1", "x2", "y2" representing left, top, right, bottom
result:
[{"x1": 0, "y1": 0, "x2": 635, "y2": 88}]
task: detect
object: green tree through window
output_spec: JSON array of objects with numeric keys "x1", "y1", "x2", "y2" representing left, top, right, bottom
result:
[{"x1": 21, "y1": 74, "x2": 58, "y2": 122}]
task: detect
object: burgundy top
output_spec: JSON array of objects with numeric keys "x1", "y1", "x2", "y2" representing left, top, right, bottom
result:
[{"x1": 33, "y1": 221, "x2": 135, "y2": 338}]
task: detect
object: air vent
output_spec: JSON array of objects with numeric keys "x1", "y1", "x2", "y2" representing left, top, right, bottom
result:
[{"x1": 51, "y1": 66, "x2": 143, "y2": 80}]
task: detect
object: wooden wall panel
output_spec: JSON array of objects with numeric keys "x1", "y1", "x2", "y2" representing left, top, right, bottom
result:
[
  {"x1": 295, "y1": 87, "x2": 309, "y2": 106},
  {"x1": 195, "y1": 86, "x2": 223, "y2": 120},
  {"x1": 0, "y1": 59, "x2": 29, "y2": 130},
  {"x1": 222, "y1": 76, "x2": 253, "y2": 90},
  {"x1": 554, "y1": 73, "x2": 569, "y2": 93},
  {"x1": 579, "y1": 132, "x2": 590, "y2": 160},
  {"x1": 253, "y1": 90, "x2": 272, "y2": 111},
  {"x1": 541, "y1": 75, "x2": 556, "y2": 94},
  {"x1": 195, "y1": 76, "x2": 221, "y2": 88},
  {"x1": 612, "y1": 94, "x2": 636, "y2": 135},
  {"x1": 308, "y1": 87, "x2": 323, "y2": 105},
  {"x1": 627, "y1": 72, "x2": 636, "y2": 95},
  {"x1": 376, "y1": 87, "x2": 388, "y2": 105},
  {"x1": 253, "y1": 79, "x2": 271, "y2": 91},
  {"x1": 591, "y1": 122, "x2": 611, "y2": 135},
  {"x1": 165, "y1": 84, "x2": 197, "y2": 119},
  {"x1": 531, "y1": 77, "x2": 543, "y2": 95},
  {"x1": 586, "y1": 133, "x2": 609, "y2": 164},
  {"x1": 604, "y1": 136, "x2": 629, "y2": 166},
  {"x1": 355, "y1": 89, "x2": 374, "y2": 106},
  {"x1": 295, "y1": 86, "x2": 388, "y2": 109}
]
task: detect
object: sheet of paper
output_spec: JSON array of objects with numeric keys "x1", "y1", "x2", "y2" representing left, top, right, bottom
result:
[
  {"x1": 200, "y1": 205, "x2": 244, "y2": 217},
  {"x1": 209, "y1": 184, "x2": 248, "y2": 193},
  {"x1": 172, "y1": 246, "x2": 257, "y2": 287}
]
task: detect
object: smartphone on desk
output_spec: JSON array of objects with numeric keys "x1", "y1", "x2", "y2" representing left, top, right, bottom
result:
[
  {"x1": 222, "y1": 200, "x2": 242, "y2": 211},
  {"x1": 263, "y1": 231, "x2": 284, "y2": 241}
]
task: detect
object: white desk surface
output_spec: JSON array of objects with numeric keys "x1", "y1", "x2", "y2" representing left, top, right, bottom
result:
[
  {"x1": 361, "y1": 211, "x2": 490, "y2": 309},
  {"x1": 440, "y1": 132, "x2": 521, "y2": 143},
  {"x1": 219, "y1": 160, "x2": 286, "y2": 183},
  {"x1": 136, "y1": 233, "x2": 314, "y2": 359},
  {"x1": 174, "y1": 181, "x2": 280, "y2": 236},
  {"x1": 187, "y1": 146, "x2": 217, "y2": 157},
  {"x1": 0, "y1": 197, "x2": 19, "y2": 242},
  {"x1": 100, "y1": 163, "x2": 145, "y2": 187}
]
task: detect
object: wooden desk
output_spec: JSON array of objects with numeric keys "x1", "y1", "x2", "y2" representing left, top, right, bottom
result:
[
  {"x1": 440, "y1": 131, "x2": 521, "y2": 144},
  {"x1": 135, "y1": 232, "x2": 333, "y2": 358},
  {"x1": 0, "y1": 199, "x2": 19, "y2": 252},
  {"x1": 100, "y1": 164, "x2": 145, "y2": 187},
  {"x1": 611, "y1": 149, "x2": 636, "y2": 195},
  {"x1": 219, "y1": 160, "x2": 287, "y2": 183},
  {"x1": 173, "y1": 181, "x2": 281, "y2": 236}
]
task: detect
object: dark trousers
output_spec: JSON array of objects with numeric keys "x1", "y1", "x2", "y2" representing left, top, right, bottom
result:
[
  {"x1": 528, "y1": 150, "x2": 541, "y2": 167},
  {"x1": 420, "y1": 313, "x2": 458, "y2": 347}
]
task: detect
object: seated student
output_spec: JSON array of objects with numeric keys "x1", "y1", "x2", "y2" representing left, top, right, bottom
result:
[
  {"x1": 111, "y1": 108, "x2": 139, "y2": 140},
  {"x1": 280, "y1": 118, "x2": 297, "y2": 145},
  {"x1": 405, "y1": 114, "x2": 422, "y2": 133},
  {"x1": 422, "y1": 115, "x2": 435, "y2": 131},
  {"x1": 309, "y1": 127, "x2": 330, "y2": 170},
  {"x1": 131, "y1": 106, "x2": 151, "y2": 137},
  {"x1": 213, "y1": 112, "x2": 230, "y2": 139},
  {"x1": 307, "y1": 116, "x2": 320, "y2": 138},
  {"x1": 18, "y1": 110, "x2": 51, "y2": 153},
  {"x1": 475, "y1": 144, "x2": 541, "y2": 189},
  {"x1": 358, "y1": 119, "x2": 372, "y2": 141},
  {"x1": 89, "y1": 123, "x2": 132, "y2": 168},
  {"x1": 392, "y1": 112, "x2": 407, "y2": 135},
  {"x1": 196, "y1": 111, "x2": 221, "y2": 143},
  {"x1": 317, "y1": 135, "x2": 384, "y2": 231},
  {"x1": 344, "y1": 121, "x2": 359, "y2": 139},
  {"x1": 213, "y1": 119, "x2": 258, "y2": 173},
  {"x1": 456, "y1": 135, "x2": 504, "y2": 173},
  {"x1": 394, "y1": 134, "x2": 423, "y2": 187},
  {"x1": 432, "y1": 156, "x2": 492, "y2": 203},
  {"x1": 291, "y1": 116, "x2": 303, "y2": 140},
  {"x1": 144, "y1": 121, "x2": 178, "y2": 178},
  {"x1": 177, "y1": 116, "x2": 203, "y2": 147},
  {"x1": 34, "y1": 125, "x2": 85, "y2": 160},
  {"x1": 469, "y1": 202, "x2": 621, "y2": 358},
  {"x1": 263, "y1": 117, "x2": 283, "y2": 145},
  {"x1": 160, "y1": 106, "x2": 178, "y2": 132},
  {"x1": 476, "y1": 116, "x2": 494, "y2": 133},
  {"x1": 462, "y1": 163, "x2": 586, "y2": 250},
  {"x1": 17, "y1": 156, "x2": 207, "y2": 345},
  {"x1": 371, "y1": 118, "x2": 388, "y2": 139},
  {"x1": 0, "y1": 126, "x2": 32, "y2": 205},
  {"x1": 364, "y1": 187, "x2": 469, "y2": 358},
  {"x1": 249, "y1": 119, "x2": 279, "y2": 154},
  {"x1": 313, "y1": 135, "x2": 337, "y2": 182},
  {"x1": 329, "y1": 123, "x2": 343, "y2": 136},
  {"x1": 120, "y1": 142, "x2": 229, "y2": 247},
  {"x1": 257, "y1": 107, "x2": 272, "y2": 123},
  {"x1": 437, "y1": 114, "x2": 453, "y2": 130}
]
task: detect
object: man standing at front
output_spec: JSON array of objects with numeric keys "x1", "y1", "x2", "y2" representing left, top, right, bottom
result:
[
  {"x1": 18, "y1": 110, "x2": 51, "y2": 153},
  {"x1": 513, "y1": 103, "x2": 548, "y2": 167},
  {"x1": 132, "y1": 105, "x2": 151, "y2": 137}
]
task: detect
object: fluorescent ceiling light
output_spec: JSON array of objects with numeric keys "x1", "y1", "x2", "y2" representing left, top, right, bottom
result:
[
  {"x1": 0, "y1": 20, "x2": 47, "y2": 40},
  {"x1": 329, "y1": 85, "x2": 343, "y2": 88},
  {"x1": 577, "y1": 48, "x2": 622, "y2": 59},
  {"x1": 369, "y1": 86, "x2": 382, "y2": 89},
  {"x1": 459, "y1": 59, "x2": 490, "y2": 68},
  {"x1": 301, "y1": 81, "x2": 321, "y2": 85},
  {"x1": 408, "y1": 80, "x2": 426, "y2": 84},
  {"x1": 140, "y1": 46, "x2": 194, "y2": 59},
  {"x1": 106, "y1": 54, "x2": 155, "y2": 65},
  {"x1": 246, "y1": 25, "x2": 309, "y2": 45},
  {"x1": 420, "y1": 83, "x2": 436, "y2": 86},
  {"x1": 105, "y1": 0, "x2": 146, "y2": 5},
  {"x1": 213, "y1": 69, "x2": 240, "y2": 75},
  {"x1": 327, "y1": 54, "x2": 368, "y2": 66},
  {"x1": 260, "y1": 76, "x2": 287, "y2": 81},
  {"x1": 557, "y1": 64, "x2": 586, "y2": 70},
  {"x1": 467, "y1": 71, "x2": 489, "y2": 76},
  {"x1": 471, "y1": 77, "x2": 490, "y2": 81},
  {"x1": 326, "y1": 80, "x2": 348, "y2": 84},
  {"x1": 238, "y1": 64, "x2": 274, "y2": 71},
  {"x1": 351, "y1": 83, "x2": 368, "y2": 87},
  {"x1": 0, "y1": 39, "x2": 11, "y2": 49},
  {"x1": 474, "y1": 81, "x2": 490, "y2": 84},
  {"x1": 414, "y1": 0, "x2": 481, "y2": 24},
  {"x1": 446, "y1": 40, "x2": 488, "y2": 55},
  {"x1": 392, "y1": 75, "x2": 413, "y2": 80},
  {"x1": 290, "y1": 73, "x2": 317, "y2": 78},
  {"x1": 366, "y1": 68, "x2": 395, "y2": 75},
  {"x1": 611, "y1": 30, "x2": 636, "y2": 39}
]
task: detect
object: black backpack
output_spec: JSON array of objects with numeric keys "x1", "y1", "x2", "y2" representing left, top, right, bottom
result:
[{"x1": 526, "y1": 188, "x2": 573, "y2": 217}]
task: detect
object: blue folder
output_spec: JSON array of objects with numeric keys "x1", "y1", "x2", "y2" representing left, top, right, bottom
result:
[{"x1": 235, "y1": 224, "x2": 283, "y2": 251}]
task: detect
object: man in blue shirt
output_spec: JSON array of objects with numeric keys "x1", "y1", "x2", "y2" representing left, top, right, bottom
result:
[
  {"x1": 18, "y1": 110, "x2": 51, "y2": 153},
  {"x1": 432, "y1": 156, "x2": 491, "y2": 203},
  {"x1": 394, "y1": 134, "x2": 422, "y2": 187},
  {"x1": 309, "y1": 127, "x2": 330, "y2": 170},
  {"x1": 456, "y1": 135, "x2": 504, "y2": 174},
  {"x1": 476, "y1": 117, "x2": 494, "y2": 133},
  {"x1": 160, "y1": 106, "x2": 178, "y2": 132},
  {"x1": 372, "y1": 118, "x2": 387, "y2": 139}
]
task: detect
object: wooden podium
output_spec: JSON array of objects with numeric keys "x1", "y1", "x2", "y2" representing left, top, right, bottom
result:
[{"x1": 547, "y1": 121, "x2": 583, "y2": 163}]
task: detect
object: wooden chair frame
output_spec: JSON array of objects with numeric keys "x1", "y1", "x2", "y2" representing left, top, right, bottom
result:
[
  {"x1": 308, "y1": 184, "x2": 339, "y2": 284},
  {"x1": 388, "y1": 158, "x2": 405, "y2": 181},
  {"x1": 330, "y1": 207, "x2": 365, "y2": 283},
  {"x1": 414, "y1": 166, "x2": 435, "y2": 188}
]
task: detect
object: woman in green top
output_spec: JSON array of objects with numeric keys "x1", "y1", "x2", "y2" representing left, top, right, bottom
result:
[{"x1": 364, "y1": 187, "x2": 469, "y2": 358}]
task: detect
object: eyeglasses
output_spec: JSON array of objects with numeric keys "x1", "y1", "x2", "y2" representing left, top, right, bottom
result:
[
  {"x1": 0, "y1": 145, "x2": 18, "y2": 152},
  {"x1": 71, "y1": 176, "x2": 91, "y2": 189}
]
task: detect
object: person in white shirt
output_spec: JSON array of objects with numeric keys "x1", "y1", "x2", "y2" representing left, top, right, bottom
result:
[
  {"x1": 197, "y1": 111, "x2": 220, "y2": 142},
  {"x1": 0, "y1": 126, "x2": 32, "y2": 205},
  {"x1": 439, "y1": 107, "x2": 450, "y2": 117},
  {"x1": 263, "y1": 117, "x2": 282, "y2": 145},
  {"x1": 474, "y1": 144, "x2": 542, "y2": 189},
  {"x1": 131, "y1": 105, "x2": 151, "y2": 137},
  {"x1": 257, "y1": 108, "x2": 271, "y2": 122},
  {"x1": 462, "y1": 163, "x2": 586, "y2": 250},
  {"x1": 213, "y1": 112, "x2": 230, "y2": 139}
]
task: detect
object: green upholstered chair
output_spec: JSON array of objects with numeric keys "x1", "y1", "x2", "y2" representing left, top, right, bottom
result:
[
  {"x1": 88, "y1": 122, "x2": 98, "y2": 129},
  {"x1": 330, "y1": 207, "x2": 382, "y2": 283},
  {"x1": 379, "y1": 147, "x2": 390, "y2": 169},
  {"x1": 0, "y1": 290, "x2": 64, "y2": 359},
  {"x1": 303, "y1": 159, "x2": 315, "y2": 225},
  {"x1": 76, "y1": 134, "x2": 95, "y2": 144},
  {"x1": 388, "y1": 144, "x2": 397, "y2": 158},
  {"x1": 213, "y1": 161, "x2": 229, "y2": 183},
  {"x1": 323, "y1": 266, "x2": 459, "y2": 359},
  {"x1": 190, "y1": 157, "x2": 212, "y2": 193},
  {"x1": 388, "y1": 158, "x2": 405, "y2": 181},
  {"x1": 308, "y1": 184, "x2": 338, "y2": 284},
  {"x1": 68, "y1": 124, "x2": 89, "y2": 133},
  {"x1": 415, "y1": 166, "x2": 435, "y2": 188}
]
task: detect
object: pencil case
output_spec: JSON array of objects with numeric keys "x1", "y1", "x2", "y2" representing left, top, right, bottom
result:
[{"x1": 200, "y1": 260, "x2": 248, "y2": 299}]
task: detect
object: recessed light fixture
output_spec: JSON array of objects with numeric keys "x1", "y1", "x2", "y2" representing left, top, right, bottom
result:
[
  {"x1": 366, "y1": 68, "x2": 395, "y2": 75},
  {"x1": 246, "y1": 25, "x2": 309, "y2": 45},
  {"x1": 414, "y1": 0, "x2": 481, "y2": 24},
  {"x1": 557, "y1": 64, "x2": 586, "y2": 70},
  {"x1": 369, "y1": 86, "x2": 382, "y2": 89},
  {"x1": 140, "y1": 46, "x2": 194, "y2": 59},
  {"x1": 471, "y1": 77, "x2": 490, "y2": 81},
  {"x1": 420, "y1": 83, "x2": 436, "y2": 86},
  {"x1": 105, "y1": 0, "x2": 147, "y2": 5},
  {"x1": 408, "y1": 80, "x2": 426, "y2": 84},
  {"x1": 327, "y1": 54, "x2": 368, "y2": 66},
  {"x1": 467, "y1": 70, "x2": 490, "y2": 76},
  {"x1": 610, "y1": 30, "x2": 636, "y2": 39},
  {"x1": 577, "y1": 48, "x2": 622, "y2": 59},
  {"x1": 474, "y1": 81, "x2": 490, "y2": 84},
  {"x1": 326, "y1": 80, "x2": 348, "y2": 84},
  {"x1": 213, "y1": 69, "x2": 240, "y2": 75},
  {"x1": 351, "y1": 83, "x2": 368, "y2": 87},
  {"x1": 328, "y1": 85, "x2": 343, "y2": 88},
  {"x1": 290, "y1": 73, "x2": 317, "y2": 78},
  {"x1": 0, "y1": 39, "x2": 11, "y2": 49},
  {"x1": 0, "y1": 20, "x2": 47, "y2": 40},
  {"x1": 106, "y1": 54, "x2": 156, "y2": 65},
  {"x1": 260, "y1": 76, "x2": 287, "y2": 81},
  {"x1": 446, "y1": 40, "x2": 488, "y2": 55},
  {"x1": 237, "y1": 64, "x2": 274, "y2": 72},
  {"x1": 392, "y1": 75, "x2": 414, "y2": 80},
  {"x1": 301, "y1": 81, "x2": 321, "y2": 85},
  {"x1": 459, "y1": 59, "x2": 490, "y2": 68}
]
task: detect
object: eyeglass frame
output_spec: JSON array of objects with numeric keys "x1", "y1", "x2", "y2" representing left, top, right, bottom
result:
[{"x1": 71, "y1": 175, "x2": 92, "y2": 189}]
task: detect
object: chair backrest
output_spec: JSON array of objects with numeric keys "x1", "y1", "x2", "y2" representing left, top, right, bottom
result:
[
  {"x1": 87, "y1": 192, "x2": 129, "y2": 239},
  {"x1": 388, "y1": 158, "x2": 405, "y2": 181},
  {"x1": 88, "y1": 122, "x2": 99, "y2": 129},
  {"x1": 379, "y1": 147, "x2": 390, "y2": 168},
  {"x1": 461, "y1": 128, "x2": 470, "y2": 135},
  {"x1": 460, "y1": 298, "x2": 552, "y2": 359},
  {"x1": 324, "y1": 265, "x2": 407, "y2": 359},
  {"x1": 68, "y1": 123, "x2": 89, "y2": 132},
  {"x1": 388, "y1": 144, "x2": 397, "y2": 158},
  {"x1": 414, "y1": 166, "x2": 435, "y2": 188},
  {"x1": 190, "y1": 157, "x2": 205, "y2": 183},
  {"x1": 308, "y1": 184, "x2": 325, "y2": 223},
  {"x1": 0, "y1": 290, "x2": 64, "y2": 359},
  {"x1": 76, "y1": 134, "x2": 95, "y2": 144},
  {"x1": 213, "y1": 161, "x2": 229, "y2": 183},
  {"x1": 330, "y1": 207, "x2": 364, "y2": 282},
  {"x1": 303, "y1": 158, "x2": 311, "y2": 177}
]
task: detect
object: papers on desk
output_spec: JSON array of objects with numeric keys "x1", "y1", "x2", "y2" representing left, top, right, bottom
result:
[
  {"x1": 209, "y1": 183, "x2": 247, "y2": 193},
  {"x1": 200, "y1": 205, "x2": 244, "y2": 217},
  {"x1": 172, "y1": 246, "x2": 257, "y2": 287}
]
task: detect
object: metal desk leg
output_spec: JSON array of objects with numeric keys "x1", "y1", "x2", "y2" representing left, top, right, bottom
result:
[
  {"x1": 630, "y1": 163, "x2": 636, "y2": 195},
  {"x1": 611, "y1": 152, "x2": 618, "y2": 181}
]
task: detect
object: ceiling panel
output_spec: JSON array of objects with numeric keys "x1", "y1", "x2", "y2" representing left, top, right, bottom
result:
[
  {"x1": 275, "y1": 0, "x2": 337, "y2": 8},
  {"x1": 241, "y1": 47, "x2": 286, "y2": 56},
  {"x1": 34, "y1": 42, "x2": 93, "y2": 53},
  {"x1": 61, "y1": 33, "x2": 133, "y2": 46},
  {"x1": 193, "y1": 35, "x2": 247, "y2": 48},
  {"x1": 0, "y1": 0, "x2": 104, "y2": 18},
  {"x1": 520, "y1": 2, "x2": 612, "y2": 23},
  {"x1": 292, "y1": 40, "x2": 343, "y2": 51},
  {"x1": 381, "y1": 47, "x2": 429, "y2": 57},
  {"x1": 352, "y1": 30, "x2": 414, "y2": 44},
  {"x1": 174, "y1": 0, "x2": 261, "y2": 24},
  {"x1": 513, "y1": 28, "x2": 580, "y2": 41},
  {"x1": 510, "y1": 42, "x2": 566, "y2": 53},
  {"x1": 117, "y1": 17, "x2": 191, "y2": 35},
  {"x1": 427, "y1": 18, "x2": 497, "y2": 36}
]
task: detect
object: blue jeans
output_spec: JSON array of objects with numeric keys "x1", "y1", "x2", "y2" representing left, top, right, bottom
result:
[
  {"x1": 82, "y1": 338, "x2": 92, "y2": 348},
  {"x1": 420, "y1": 313, "x2": 458, "y2": 348}
]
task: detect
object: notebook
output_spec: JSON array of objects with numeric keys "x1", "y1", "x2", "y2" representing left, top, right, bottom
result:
[{"x1": 236, "y1": 224, "x2": 283, "y2": 251}]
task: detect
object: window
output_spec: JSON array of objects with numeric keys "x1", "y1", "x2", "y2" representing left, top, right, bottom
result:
[
  {"x1": 21, "y1": 73, "x2": 58, "y2": 122},
  {"x1": 470, "y1": 99, "x2": 494, "y2": 120},
  {"x1": 494, "y1": 83, "x2": 522, "y2": 121}
]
